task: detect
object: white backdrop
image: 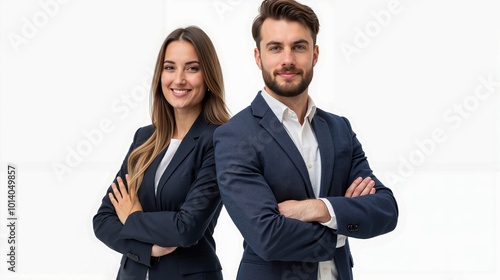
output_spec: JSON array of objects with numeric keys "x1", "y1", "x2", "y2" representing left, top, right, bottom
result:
[{"x1": 0, "y1": 0, "x2": 499, "y2": 279}]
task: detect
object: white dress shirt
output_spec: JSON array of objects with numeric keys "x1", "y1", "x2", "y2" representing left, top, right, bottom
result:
[
  {"x1": 261, "y1": 89, "x2": 345, "y2": 280},
  {"x1": 154, "y1": 139, "x2": 182, "y2": 195}
]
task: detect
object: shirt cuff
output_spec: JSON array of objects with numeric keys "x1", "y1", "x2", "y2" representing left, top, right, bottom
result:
[{"x1": 319, "y1": 198, "x2": 337, "y2": 229}]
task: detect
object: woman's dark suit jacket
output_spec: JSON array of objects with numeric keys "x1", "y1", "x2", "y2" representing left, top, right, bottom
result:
[{"x1": 93, "y1": 115, "x2": 223, "y2": 280}]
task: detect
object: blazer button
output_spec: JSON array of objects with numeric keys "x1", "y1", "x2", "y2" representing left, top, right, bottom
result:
[
  {"x1": 347, "y1": 224, "x2": 359, "y2": 232},
  {"x1": 127, "y1": 253, "x2": 139, "y2": 262}
]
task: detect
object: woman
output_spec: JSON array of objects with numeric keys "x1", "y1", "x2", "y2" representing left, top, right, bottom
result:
[{"x1": 93, "y1": 26, "x2": 229, "y2": 280}]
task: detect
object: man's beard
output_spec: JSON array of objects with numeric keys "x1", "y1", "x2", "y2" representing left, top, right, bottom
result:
[{"x1": 262, "y1": 65, "x2": 313, "y2": 97}]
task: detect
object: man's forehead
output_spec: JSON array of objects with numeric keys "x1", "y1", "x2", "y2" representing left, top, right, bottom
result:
[{"x1": 260, "y1": 18, "x2": 313, "y2": 42}]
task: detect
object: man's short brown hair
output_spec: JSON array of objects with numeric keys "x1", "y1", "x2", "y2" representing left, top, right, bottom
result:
[{"x1": 252, "y1": 0, "x2": 320, "y2": 50}]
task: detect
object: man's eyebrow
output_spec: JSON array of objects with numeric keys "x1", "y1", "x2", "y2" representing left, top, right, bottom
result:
[
  {"x1": 265, "y1": 41, "x2": 282, "y2": 48},
  {"x1": 265, "y1": 39, "x2": 310, "y2": 48},
  {"x1": 293, "y1": 39, "x2": 310, "y2": 46}
]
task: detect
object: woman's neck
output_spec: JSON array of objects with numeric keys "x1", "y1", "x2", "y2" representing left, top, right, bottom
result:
[{"x1": 172, "y1": 106, "x2": 202, "y2": 140}]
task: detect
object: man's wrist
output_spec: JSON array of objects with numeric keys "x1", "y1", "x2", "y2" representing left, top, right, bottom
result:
[
  {"x1": 318, "y1": 198, "x2": 337, "y2": 229},
  {"x1": 310, "y1": 199, "x2": 331, "y2": 223}
]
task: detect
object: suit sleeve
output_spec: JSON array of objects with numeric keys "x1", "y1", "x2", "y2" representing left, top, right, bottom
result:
[
  {"x1": 214, "y1": 124, "x2": 338, "y2": 262},
  {"x1": 93, "y1": 128, "x2": 154, "y2": 267},
  {"x1": 325, "y1": 117, "x2": 398, "y2": 238},
  {"x1": 118, "y1": 138, "x2": 222, "y2": 248}
]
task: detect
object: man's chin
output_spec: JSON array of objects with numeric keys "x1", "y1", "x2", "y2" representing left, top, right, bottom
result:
[
  {"x1": 270, "y1": 87, "x2": 304, "y2": 98},
  {"x1": 275, "y1": 80, "x2": 301, "y2": 89}
]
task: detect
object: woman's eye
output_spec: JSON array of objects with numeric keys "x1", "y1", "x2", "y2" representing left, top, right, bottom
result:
[
  {"x1": 164, "y1": 65, "x2": 174, "y2": 70},
  {"x1": 187, "y1": 66, "x2": 199, "y2": 72}
]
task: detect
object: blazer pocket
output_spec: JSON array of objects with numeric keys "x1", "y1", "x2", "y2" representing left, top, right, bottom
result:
[{"x1": 178, "y1": 252, "x2": 222, "y2": 275}]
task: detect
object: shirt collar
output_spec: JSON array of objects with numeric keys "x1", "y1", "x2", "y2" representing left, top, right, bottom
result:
[{"x1": 261, "y1": 87, "x2": 317, "y2": 123}]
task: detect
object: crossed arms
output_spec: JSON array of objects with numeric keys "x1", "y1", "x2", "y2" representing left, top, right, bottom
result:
[
  {"x1": 213, "y1": 116, "x2": 398, "y2": 262},
  {"x1": 278, "y1": 176, "x2": 376, "y2": 223},
  {"x1": 108, "y1": 174, "x2": 178, "y2": 257},
  {"x1": 93, "y1": 127, "x2": 222, "y2": 265}
]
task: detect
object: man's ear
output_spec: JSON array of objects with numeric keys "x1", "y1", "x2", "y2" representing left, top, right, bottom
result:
[
  {"x1": 254, "y1": 48, "x2": 262, "y2": 70},
  {"x1": 313, "y1": 45, "x2": 319, "y2": 67}
]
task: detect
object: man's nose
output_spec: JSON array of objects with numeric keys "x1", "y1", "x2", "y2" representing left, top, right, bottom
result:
[{"x1": 281, "y1": 48, "x2": 295, "y2": 68}]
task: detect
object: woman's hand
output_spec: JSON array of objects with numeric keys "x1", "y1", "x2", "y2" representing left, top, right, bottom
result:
[
  {"x1": 151, "y1": 245, "x2": 178, "y2": 257},
  {"x1": 109, "y1": 174, "x2": 143, "y2": 224}
]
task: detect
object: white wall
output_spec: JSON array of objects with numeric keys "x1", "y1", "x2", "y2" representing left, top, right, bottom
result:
[{"x1": 0, "y1": 0, "x2": 498, "y2": 279}]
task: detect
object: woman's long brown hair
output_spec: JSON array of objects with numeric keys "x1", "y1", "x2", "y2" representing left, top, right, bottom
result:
[{"x1": 127, "y1": 26, "x2": 229, "y2": 197}]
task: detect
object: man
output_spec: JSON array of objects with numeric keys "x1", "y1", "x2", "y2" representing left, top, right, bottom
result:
[{"x1": 213, "y1": 0, "x2": 398, "y2": 279}]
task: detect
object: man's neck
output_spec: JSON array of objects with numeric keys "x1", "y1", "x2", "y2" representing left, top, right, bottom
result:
[{"x1": 265, "y1": 86, "x2": 309, "y2": 125}]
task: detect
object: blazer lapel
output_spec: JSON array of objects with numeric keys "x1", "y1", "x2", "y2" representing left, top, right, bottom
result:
[
  {"x1": 251, "y1": 92, "x2": 315, "y2": 198},
  {"x1": 311, "y1": 114, "x2": 336, "y2": 197},
  {"x1": 155, "y1": 114, "x2": 208, "y2": 208},
  {"x1": 141, "y1": 148, "x2": 168, "y2": 211}
]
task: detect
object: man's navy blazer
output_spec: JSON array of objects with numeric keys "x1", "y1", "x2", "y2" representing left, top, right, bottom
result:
[
  {"x1": 93, "y1": 115, "x2": 223, "y2": 280},
  {"x1": 213, "y1": 93, "x2": 398, "y2": 280}
]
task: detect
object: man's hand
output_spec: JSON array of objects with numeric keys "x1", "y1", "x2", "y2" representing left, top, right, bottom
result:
[
  {"x1": 278, "y1": 199, "x2": 330, "y2": 223},
  {"x1": 109, "y1": 174, "x2": 143, "y2": 225},
  {"x1": 344, "y1": 177, "x2": 376, "y2": 198}
]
